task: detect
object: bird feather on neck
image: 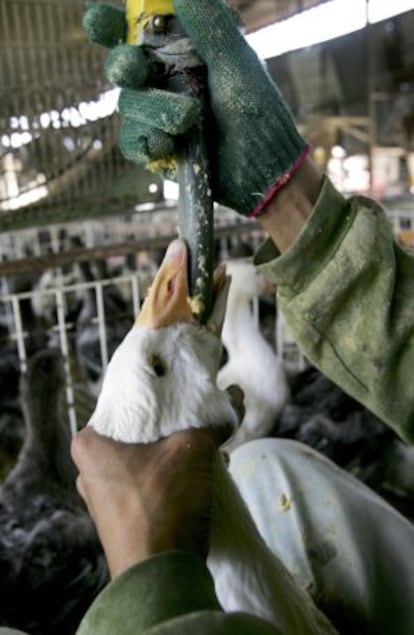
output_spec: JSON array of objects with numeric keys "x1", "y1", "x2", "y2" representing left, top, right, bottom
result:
[{"x1": 88, "y1": 239, "x2": 238, "y2": 442}]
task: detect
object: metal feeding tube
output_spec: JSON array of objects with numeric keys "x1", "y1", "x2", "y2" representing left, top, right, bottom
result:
[{"x1": 126, "y1": 0, "x2": 214, "y2": 324}]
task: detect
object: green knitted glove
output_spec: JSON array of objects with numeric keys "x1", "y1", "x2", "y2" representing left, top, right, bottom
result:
[{"x1": 83, "y1": 0, "x2": 308, "y2": 217}]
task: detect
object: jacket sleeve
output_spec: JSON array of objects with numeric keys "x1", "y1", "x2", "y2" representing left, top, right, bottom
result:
[
  {"x1": 76, "y1": 551, "x2": 281, "y2": 635},
  {"x1": 254, "y1": 176, "x2": 414, "y2": 444}
]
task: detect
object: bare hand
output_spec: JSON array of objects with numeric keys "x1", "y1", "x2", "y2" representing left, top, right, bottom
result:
[{"x1": 71, "y1": 423, "x2": 234, "y2": 579}]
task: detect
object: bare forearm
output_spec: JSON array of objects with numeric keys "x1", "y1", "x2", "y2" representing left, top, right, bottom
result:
[{"x1": 258, "y1": 158, "x2": 324, "y2": 252}]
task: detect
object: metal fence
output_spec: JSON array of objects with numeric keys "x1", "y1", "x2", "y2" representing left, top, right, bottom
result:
[
  {"x1": 0, "y1": 269, "x2": 310, "y2": 436},
  {"x1": 0, "y1": 269, "x2": 147, "y2": 434}
]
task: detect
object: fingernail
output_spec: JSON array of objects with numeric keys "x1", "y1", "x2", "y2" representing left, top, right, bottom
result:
[{"x1": 165, "y1": 239, "x2": 186, "y2": 263}]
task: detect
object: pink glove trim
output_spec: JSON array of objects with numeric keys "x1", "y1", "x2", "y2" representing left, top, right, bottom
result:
[{"x1": 248, "y1": 144, "x2": 311, "y2": 219}]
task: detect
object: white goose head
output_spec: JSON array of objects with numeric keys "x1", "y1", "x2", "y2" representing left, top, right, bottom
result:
[{"x1": 88, "y1": 239, "x2": 238, "y2": 443}]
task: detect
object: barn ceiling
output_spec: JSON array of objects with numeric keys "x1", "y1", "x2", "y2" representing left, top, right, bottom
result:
[
  {"x1": 231, "y1": 0, "x2": 330, "y2": 32},
  {"x1": 0, "y1": 0, "x2": 413, "y2": 230}
]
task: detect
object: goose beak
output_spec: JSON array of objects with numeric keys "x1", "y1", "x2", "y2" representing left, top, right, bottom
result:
[{"x1": 136, "y1": 239, "x2": 195, "y2": 329}]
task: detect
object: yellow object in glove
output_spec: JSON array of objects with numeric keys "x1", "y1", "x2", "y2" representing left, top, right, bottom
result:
[{"x1": 126, "y1": 0, "x2": 175, "y2": 44}]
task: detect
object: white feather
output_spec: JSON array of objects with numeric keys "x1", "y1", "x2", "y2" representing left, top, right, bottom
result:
[{"x1": 89, "y1": 322, "x2": 238, "y2": 442}]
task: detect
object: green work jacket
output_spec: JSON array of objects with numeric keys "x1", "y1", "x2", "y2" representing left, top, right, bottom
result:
[{"x1": 255, "y1": 175, "x2": 414, "y2": 445}]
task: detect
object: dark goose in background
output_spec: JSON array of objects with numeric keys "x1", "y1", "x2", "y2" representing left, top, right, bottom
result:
[
  {"x1": 0, "y1": 349, "x2": 109, "y2": 634},
  {"x1": 75, "y1": 258, "x2": 131, "y2": 394}
]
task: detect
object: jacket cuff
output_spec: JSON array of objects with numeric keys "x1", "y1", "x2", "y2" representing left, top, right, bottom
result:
[
  {"x1": 77, "y1": 551, "x2": 222, "y2": 635},
  {"x1": 253, "y1": 175, "x2": 351, "y2": 293}
]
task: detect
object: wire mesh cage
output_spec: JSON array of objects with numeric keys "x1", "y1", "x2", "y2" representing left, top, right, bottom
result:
[
  {"x1": 0, "y1": 266, "x2": 148, "y2": 433},
  {"x1": 0, "y1": 0, "x2": 165, "y2": 232}
]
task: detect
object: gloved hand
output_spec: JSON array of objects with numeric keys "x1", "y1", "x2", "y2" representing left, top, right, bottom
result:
[{"x1": 83, "y1": 0, "x2": 309, "y2": 217}]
